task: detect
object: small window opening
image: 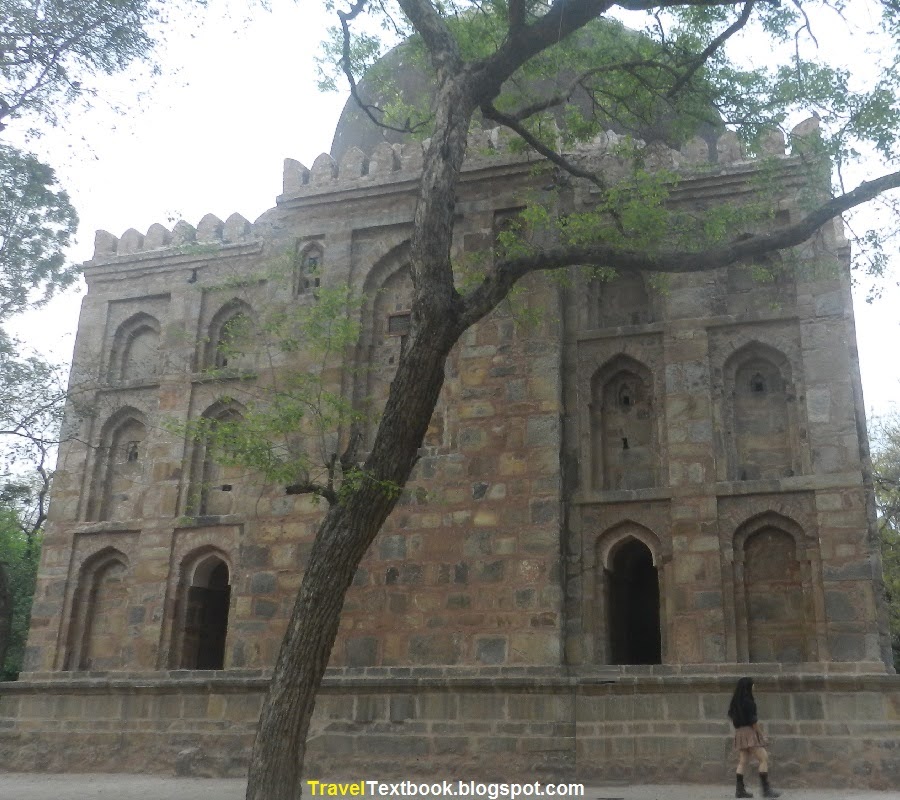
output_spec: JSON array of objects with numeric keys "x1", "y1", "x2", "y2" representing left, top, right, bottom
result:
[
  {"x1": 126, "y1": 441, "x2": 140, "y2": 462},
  {"x1": 750, "y1": 373, "x2": 766, "y2": 393},
  {"x1": 388, "y1": 312, "x2": 411, "y2": 336},
  {"x1": 622, "y1": 437, "x2": 629, "y2": 450},
  {"x1": 220, "y1": 484, "x2": 232, "y2": 492}
]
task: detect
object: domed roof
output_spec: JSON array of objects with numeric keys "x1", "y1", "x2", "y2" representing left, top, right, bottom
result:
[{"x1": 330, "y1": 27, "x2": 720, "y2": 163}]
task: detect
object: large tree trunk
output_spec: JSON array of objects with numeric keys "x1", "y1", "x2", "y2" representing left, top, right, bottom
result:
[
  {"x1": 245, "y1": 69, "x2": 476, "y2": 800},
  {"x1": 245, "y1": 319, "x2": 463, "y2": 799}
]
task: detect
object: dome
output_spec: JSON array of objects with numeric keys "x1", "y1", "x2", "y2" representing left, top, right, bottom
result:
[{"x1": 330, "y1": 24, "x2": 720, "y2": 163}]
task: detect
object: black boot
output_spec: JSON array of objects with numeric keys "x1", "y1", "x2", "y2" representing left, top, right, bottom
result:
[
  {"x1": 760, "y1": 772, "x2": 780, "y2": 798},
  {"x1": 735, "y1": 774, "x2": 753, "y2": 798}
]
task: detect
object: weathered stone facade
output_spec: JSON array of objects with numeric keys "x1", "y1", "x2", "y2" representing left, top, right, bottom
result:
[{"x1": 1, "y1": 120, "x2": 898, "y2": 786}]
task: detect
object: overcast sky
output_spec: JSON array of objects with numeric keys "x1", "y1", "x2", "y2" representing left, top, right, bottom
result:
[{"x1": 7, "y1": 0, "x2": 900, "y2": 419}]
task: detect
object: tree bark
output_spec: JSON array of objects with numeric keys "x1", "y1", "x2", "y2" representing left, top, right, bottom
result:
[
  {"x1": 244, "y1": 2, "x2": 900, "y2": 796},
  {"x1": 245, "y1": 250, "x2": 469, "y2": 799}
]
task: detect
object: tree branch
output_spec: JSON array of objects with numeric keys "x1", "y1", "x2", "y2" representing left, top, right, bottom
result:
[
  {"x1": 666, "y1": 0, "x2": 756, "y2": 99},
  {"x1": 337, "y1": 0, "x2": 426, "y2": 136},
  {"x1": 284, "y1": 481, "x2": 338, "y2": 506},
  {"x1": 459, "y1": 167, "x2": 900, "y2": 326},
  {"x1": 396, "y1": 0, "x2": 464, "y2": 79}
]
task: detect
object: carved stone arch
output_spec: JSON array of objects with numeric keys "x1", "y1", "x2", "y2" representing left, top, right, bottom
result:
[
  {"x1": 188, "y1": 399, "x2": 248, "y2": 516},
  {"x1": 593, "y1": 521, "x2": 664, "y2": 665},
  {"x1": 295, "y1": 241, "x2": 324, "y2": 296},
  {"x1": 88, "y1": 407, "x2": 148, "y2": 522},
  {"x1": 170, "y1": 546, "x2": 232, "y2": 669},
  {"x1": 108, "y1": 312, "x2": 161, "y2": 384},
  {"x1": 355, "y1": 242, "x2": 414, "y2": 447},
  {"x1": 589, "y1": 354, "x2": 658, "y2": 491},
  {"x1": 64, "y1": 547, "x2": 130, "y2": 671},
  {"x1": 732, "y1": 511, "x2": 818, "y2": 663},
  {"x1": 724, "y1": 341, "x2": 798, "y2": 481},
  {"x1": 204, "y1": 298, "x2": 256, "y2": 371},
  {"x1": 592, "y1": 271, "x2": 652, "y2": 328}
]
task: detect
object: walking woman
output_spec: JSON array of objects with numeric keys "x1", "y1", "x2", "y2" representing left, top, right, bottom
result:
[{"x1": 728, "y1": 677, "x2": 781, "y2": 798}]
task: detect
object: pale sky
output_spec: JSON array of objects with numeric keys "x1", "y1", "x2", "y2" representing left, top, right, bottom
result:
[{"x1": 7, "y1": 0, "x2": 900, "y2": 420}]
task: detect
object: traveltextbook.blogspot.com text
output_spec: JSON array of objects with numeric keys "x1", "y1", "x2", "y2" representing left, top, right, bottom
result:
[{"x1": 306, "y1": 781, "x2": 586, "y2": 799}]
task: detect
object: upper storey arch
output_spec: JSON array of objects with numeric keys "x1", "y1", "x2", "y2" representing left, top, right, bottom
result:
[
  {"x1": 108, "y1": 312, "x2": 161, "y2": 384},
  {"x1": 724, "y1": 341, "x2": 798, "y2": 481},
  {"x1": 355, "y1": 242, "x2": 414, "y2": 446},
  {"x1": 295, "y1": 241, "x2": 324, "y2": 296},
  {"x1": 187, "y1": 399, "x2": 249, "y2": 517},
  {"x1": 589, "y1": 354, "x2": 658, "y2": 491},
  {"x1": 204, "y1": 298, "x2": 256, "y2": 372},
  {"x1": 87, "y1": 407, "x2": 148, "y2": 522}
]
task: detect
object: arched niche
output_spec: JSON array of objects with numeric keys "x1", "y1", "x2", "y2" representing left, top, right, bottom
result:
[
  {"x1": 594, "y1": 523, "x2": 664, "y2": 665},
  {"x1": 188, "y1": 400, "x2": 247, "y2": 517},
  {"x1": 732, "y1": 512, "x2": 816, "y2": 663},
  {"x1": 724, "y1": 342, "x2": 797, "y2": 481},
  {"x1": 355, "y1": 243, "x2": 416, "y2": 447},
  {"x1": 590, "y1": 355, "x2": 657, "y2": 491},
  {"x1": 64, "y1": 548, "x2": 130, "y2": 671},
  {"x1": 205, "y1": 299, "x2": 256, "y2": 371},
  {"x1": 88, "y1": 408, "x2": 148, "y2": 522},
  {"x1": 295, "y1": 242, "x2": 323, "y2": 296},
  {"x1": 170, "y1": 548, "x2": 232, "y2": 669},
  {"x1": 108, "y1": 312, "x2": 161, "y2": 384},
  {"x1": 593, "y1": 271, "x2": 652, "y2": 328}
]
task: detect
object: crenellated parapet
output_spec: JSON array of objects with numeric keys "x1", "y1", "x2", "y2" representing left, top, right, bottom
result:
[
  {"x1": 92, "y1": 212, "x2": 254, "y2": 261},
  {"x1": 279, "y1": 119, "x2": 816, "y2": 201},
  {"x1": 94, "y1": 118, "x2": 819, "y2": 261}
]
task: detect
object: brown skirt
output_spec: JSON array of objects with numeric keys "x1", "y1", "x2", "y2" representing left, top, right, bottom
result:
[{"x1": 734, "y1": 725, "x2": 768, "y2": 751}]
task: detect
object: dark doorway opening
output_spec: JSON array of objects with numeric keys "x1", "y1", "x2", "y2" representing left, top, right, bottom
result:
[
  {"x1": 180, "y1": 559, "x2": 230, "y2": 669},
  {"x1": 607, "y1": 539, "x2": 661, "y2": 664}
]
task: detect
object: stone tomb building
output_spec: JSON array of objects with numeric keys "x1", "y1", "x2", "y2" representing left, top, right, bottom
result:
[{"x1": 1, "y1": 115, "x2": 898, "y2": 786}]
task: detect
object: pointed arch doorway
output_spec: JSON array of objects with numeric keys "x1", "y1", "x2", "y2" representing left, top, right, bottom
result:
[
  {"x1": 173, "y1": 552, "x2": 231, "y2": 670},
  {"x1": 608, "y1": 539, "x2": 661, "y2": 664},
  {"x1": 595, "y1": 525, "x2": 664, "y2": 665}
]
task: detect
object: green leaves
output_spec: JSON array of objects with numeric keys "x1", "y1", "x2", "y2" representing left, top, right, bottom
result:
[
  {"x1": 871, "y1": 412, "x2": 900, "y2": 671},
  {"x1": 176, "y1": 265, "x2": 368, "y2": 506},
  {"x1": 0, "y1": 0, "x2": 176, "y2": 128},
  {"x1": 0, "y1": 145, "x2": 77, "y2": 321}
]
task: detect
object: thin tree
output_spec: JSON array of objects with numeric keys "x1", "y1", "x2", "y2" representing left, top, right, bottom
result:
[{"x1": 244, "y1": 2, "x2": 900, "y2": 797}]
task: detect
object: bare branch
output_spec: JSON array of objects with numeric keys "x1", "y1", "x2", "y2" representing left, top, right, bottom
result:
[
  {"x1": 284, "y1": 481, "x2": 338, "y2": 506},
  {"x1": 498, "y1": 60, "x2": 674, "y2": 122},
  {"x1": 666, "y1": 0, "x2": 756, "y2": 99},
  {"x1": 396, "y1": 0, "x2": 464, "y2": 78},
  {"x1": 508, "y1": 0, "x2": 527, "y2": 33},
  {"x1": 337, "y1": 0, "x2": 426, "y2": 135},
  {"x1": 459, "y1": 167, "x2": 900, "y2": 326}
]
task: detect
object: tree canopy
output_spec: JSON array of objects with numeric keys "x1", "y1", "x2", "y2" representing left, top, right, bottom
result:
[
  {"x1": 243, "y1": 3, "x2": 900, "y2": 799},
  {"x1": 0, "y1": 0, "x2": 198, "y2": 506}
]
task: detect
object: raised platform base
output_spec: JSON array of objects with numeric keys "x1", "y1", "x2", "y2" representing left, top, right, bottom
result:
[{"x1": 1, "y1": 665, "x2": 898, "y2": 788}]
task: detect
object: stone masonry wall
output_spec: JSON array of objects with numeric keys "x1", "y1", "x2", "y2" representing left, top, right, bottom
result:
[{"x1": 1, "y1": 669, "x2": 898, "y2": 787}]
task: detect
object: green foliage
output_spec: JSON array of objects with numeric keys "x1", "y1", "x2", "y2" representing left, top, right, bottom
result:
[
  {"x1": 0, "y1": 145, "x2": 78, "y2": 321},
  {"x1": 0, "y1": 0, "x2": 187, "y2": 128},
  {"x1": 0, "y1": 500, "x2": 41, "y2": 680},
  {"x1": 177, "y1": 265, "x2": 372, "y2": 505},
  {"x1": 318, "y1": 1, "x2": 900, "y2": 286},
  {"x1": 870, "y1": 411, "x2": 900, "y2": 672}
]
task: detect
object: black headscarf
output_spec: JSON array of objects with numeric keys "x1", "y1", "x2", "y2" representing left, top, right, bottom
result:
[{"x1": 727, "y1": 676, "x2": 758, "y2": 728}]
